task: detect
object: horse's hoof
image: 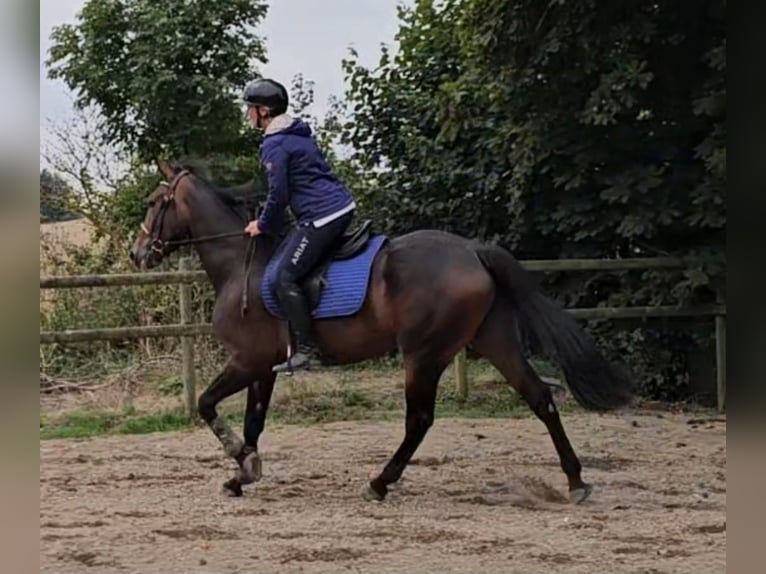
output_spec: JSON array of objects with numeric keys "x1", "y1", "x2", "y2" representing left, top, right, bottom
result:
[
  {"x1": 570, "y1": 483, "x2": 593, "y2": 504},
  {"x1": 222, "y1": 478, "x2": 243, "y2": 498},
  {"x1": 236, "y1": 451, "x2": 262, "y2": 484},
  {"x1": 362, "y1": 482, "x2": 385, "y2": 502}
]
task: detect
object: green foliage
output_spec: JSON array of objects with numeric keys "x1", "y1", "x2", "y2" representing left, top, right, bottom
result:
[
  {"x1": 339, "y1": 0, "x2": 726, "y2": 401},
  {"x1": 436, "y1": 385, "x2": 533, "y2": 420},
  {"x1": 40, "y1": 407, "x2": 191, "y2": 439},
  {"x1": 39, "y1": 358, "x2": 554, "y2": 440},
  {"x1": 40, "y1": 0, "x2": 725, "y2": 406},
  {"x1": 110, "y1": 162, "x2": 165, "y2": 239},
  {"x1": 117, "y1": 409, "x2": 191, "y2": 435},
  {"x1": 40, "y1": 169, "x2": 79, "y2": 222},
  {"x1": 41, "y1": 410, "x2": 123, "y2": 439},
  {"x1": 158, "y1": 375, "x2": 184, "y2": 397},
  {"x1": 44, "y1": 0, "x2": 272, "y2": 240},
  {"x1": 40, "y1": 236, "x2": 182, "y2": 377},
  {"x1": 46, "y1": 0, "x2": 269, "y2": 160}
]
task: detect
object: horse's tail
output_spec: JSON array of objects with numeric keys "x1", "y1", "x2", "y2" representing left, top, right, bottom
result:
[{"x1": 474, "y1": 244, "x2": 634, "y2": 411}]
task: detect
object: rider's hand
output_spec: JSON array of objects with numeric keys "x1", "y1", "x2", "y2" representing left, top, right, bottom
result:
[{"x1": 244, "y1": 220, "x2": 262, "y2": 236}]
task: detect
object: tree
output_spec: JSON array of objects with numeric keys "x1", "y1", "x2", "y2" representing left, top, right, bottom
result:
[
  {"x1": 40, "y1": 170, "x2": 78, "y2": 223},
  {"x1": 340, "y1": 0, "x2": 726, "y2": 401},
  {"x1": 41, "y1": 103, "x2": 133, "y2": 240},
  {"x1": 46, "y1": 0, "x2": 269, "y2": 161}
]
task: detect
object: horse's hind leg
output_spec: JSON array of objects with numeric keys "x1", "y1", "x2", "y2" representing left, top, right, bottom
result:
[
  {"x1": 364, "y1": 253, "x2": 494, "y2": 501},
  {"x1": 197, "y1": 359, "x2": 257, "y2": 496},
  {"x1": 365, "y1": 354, "x2": 445, "y2": 501},
  {"x1": 471, "y1": 297, "x2": 592, "y2": 503}
]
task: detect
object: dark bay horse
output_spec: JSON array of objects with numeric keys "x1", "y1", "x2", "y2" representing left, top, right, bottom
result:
[{"x1": 130, "y1": 160, "x2": 634, "y2": 503}]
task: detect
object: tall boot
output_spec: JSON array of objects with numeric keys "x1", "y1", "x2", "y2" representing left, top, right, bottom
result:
[{"x1": 273, "y1": 284, "x2": 323, "y2": 373}]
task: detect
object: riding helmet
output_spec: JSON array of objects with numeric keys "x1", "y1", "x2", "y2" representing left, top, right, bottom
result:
[{"x1": 242, "y1": 78, "x2": 289, "y2": 115}]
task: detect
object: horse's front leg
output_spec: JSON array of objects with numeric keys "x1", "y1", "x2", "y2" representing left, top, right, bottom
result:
[
  {"x1": 197, "y1": 360, "x2": 256, "y2": 495},
  {"x1": 223, "y1": 371, "x2": 277, "y2": 495}
]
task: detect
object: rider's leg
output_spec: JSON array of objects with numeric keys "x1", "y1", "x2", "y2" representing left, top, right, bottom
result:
[{"x1": 273, "y1": 212, "x2": 354, "y2": 372}]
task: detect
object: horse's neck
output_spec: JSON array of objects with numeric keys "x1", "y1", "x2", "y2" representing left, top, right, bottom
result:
[{"x1": 186, "y1": 189, "x2": 264, "y2": 293}]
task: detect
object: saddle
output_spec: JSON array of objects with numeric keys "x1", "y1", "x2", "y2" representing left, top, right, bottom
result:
[{"x1": 298, "y1": 219, "x2": 373, "y2": 310}]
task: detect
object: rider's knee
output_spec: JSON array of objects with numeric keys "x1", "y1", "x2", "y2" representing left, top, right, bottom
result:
[{"x1": 277, "y1": 268, "x2": 299, "y2": 290}]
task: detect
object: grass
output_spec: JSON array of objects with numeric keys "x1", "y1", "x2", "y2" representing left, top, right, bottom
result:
[
  {"x1": 39, "y1": 357, "x2": 579, "y2": 440},
  {"x1": 40, "y1": 407, "x2": 193, "y2": 439}
]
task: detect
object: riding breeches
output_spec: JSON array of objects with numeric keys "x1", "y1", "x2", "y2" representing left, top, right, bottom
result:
[{"x1": 275, "y1": 212, "x2": 354, "y2": 291}]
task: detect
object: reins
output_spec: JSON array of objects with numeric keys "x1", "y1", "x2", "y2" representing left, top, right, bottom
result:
[{"x1": 166, "y1": 230, "x2": 250, "y2": 247}]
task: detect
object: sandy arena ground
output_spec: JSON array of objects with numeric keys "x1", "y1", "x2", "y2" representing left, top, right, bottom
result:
[{"x1": 40, "y1": 411, "x2": 726, "y2": 574}]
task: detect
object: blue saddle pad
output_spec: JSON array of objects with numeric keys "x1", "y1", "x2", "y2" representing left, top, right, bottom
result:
[{"x1": 261, "y1": 234, "x2": 388, "y2": 320}]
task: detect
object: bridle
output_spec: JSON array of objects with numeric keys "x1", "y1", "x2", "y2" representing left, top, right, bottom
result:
[
  {"x1": 141, "y1": 169, "x2": 248, "y2": 255},
  {"x1": 139, "y1": 168, "x2": 257, "y2": 317}
]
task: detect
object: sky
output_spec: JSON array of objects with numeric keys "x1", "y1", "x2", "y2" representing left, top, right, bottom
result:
[{"x1": 39, "y1": 0, "x2": 409, "y2": 163}]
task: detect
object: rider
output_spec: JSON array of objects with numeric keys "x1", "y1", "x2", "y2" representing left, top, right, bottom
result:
[{"x1": 242, "y1": 78, "x2": 356, "y2": 373}]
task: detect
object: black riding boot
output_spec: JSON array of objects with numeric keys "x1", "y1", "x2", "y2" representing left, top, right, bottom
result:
[{"x1": 273, "y1": 285, "x2": 323, "y2": 373}]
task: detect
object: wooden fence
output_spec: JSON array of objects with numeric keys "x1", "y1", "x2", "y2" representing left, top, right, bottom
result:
[{"x1": 40, "y1": 256, "x2": 726, "y2": 415}]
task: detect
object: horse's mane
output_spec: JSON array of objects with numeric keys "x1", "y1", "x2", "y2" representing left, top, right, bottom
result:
[
  {"x1": 209, "y1": 179, "x2": 264, "y2": 221},
  {"x1": 175, "y1": 160, "x2": 266, "y2": 223}
]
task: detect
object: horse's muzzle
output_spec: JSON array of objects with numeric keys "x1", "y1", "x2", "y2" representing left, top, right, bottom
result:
[{"x1": 129, "y1": 243, "x2": 158, "y2": 269}]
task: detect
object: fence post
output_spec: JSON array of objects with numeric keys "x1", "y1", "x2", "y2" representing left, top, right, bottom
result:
[
  {"x1": 715, "y1": 290, "x2": 726, "y2": 413},
  {"x1": 179, "y1": 257, "x2": 197, "y2": 420},
  {"x1": 454, "y1": 349, "x2": 468, "y2": 400}
]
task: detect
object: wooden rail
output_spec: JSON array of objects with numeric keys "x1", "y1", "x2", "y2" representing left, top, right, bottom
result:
[
  {"x1": 40, "y1": 270, "x2": 207, "y2": 289},
  {"x1": 39, "y1": 256, "x2": 718, "y2": 289},
  {"x1": 39, "y1": 256, "x2": 726, "y2": 414},
  {"x1": 38, "y1": 305, "x2": 726, "y2": 344},
  {"x1": 39, "y1": 323, "x2": 213, "y2": 344}
]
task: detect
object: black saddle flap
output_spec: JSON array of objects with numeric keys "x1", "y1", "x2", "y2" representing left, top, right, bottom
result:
[{"x1": 333, "y1": 219, "x2": 372, "y2": 260}]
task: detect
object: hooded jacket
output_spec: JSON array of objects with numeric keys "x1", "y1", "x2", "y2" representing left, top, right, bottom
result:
[{"x1": 256, "y1": 115, "x2": 355, "y2": 235}]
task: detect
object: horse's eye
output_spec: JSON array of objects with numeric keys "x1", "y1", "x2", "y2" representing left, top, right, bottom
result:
[{"x1": 146, "y1": 200, "x2": 155, "y2": 207}]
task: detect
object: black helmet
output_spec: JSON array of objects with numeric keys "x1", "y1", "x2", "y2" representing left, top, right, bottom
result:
[{"x1": 242, "y1": 78, "x2": 288, "y2": 115}]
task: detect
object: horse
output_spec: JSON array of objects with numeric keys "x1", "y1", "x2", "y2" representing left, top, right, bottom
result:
[{"x1": 130, "y1": 159, "x2": 634, "y2": 503}]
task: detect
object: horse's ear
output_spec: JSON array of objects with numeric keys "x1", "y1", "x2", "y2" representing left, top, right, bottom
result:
[{"x1": 156, "y1": 159, "x2": 175, "y2": 180}]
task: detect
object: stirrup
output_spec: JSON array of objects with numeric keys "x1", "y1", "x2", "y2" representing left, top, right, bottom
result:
[{"x1": 272, "y1": 344, "x2": 323, "y2": 374}]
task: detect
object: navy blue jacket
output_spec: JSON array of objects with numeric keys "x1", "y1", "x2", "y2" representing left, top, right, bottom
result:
[{"x1": 256, "y1": 117, "x2": 354, "y2": 235}]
